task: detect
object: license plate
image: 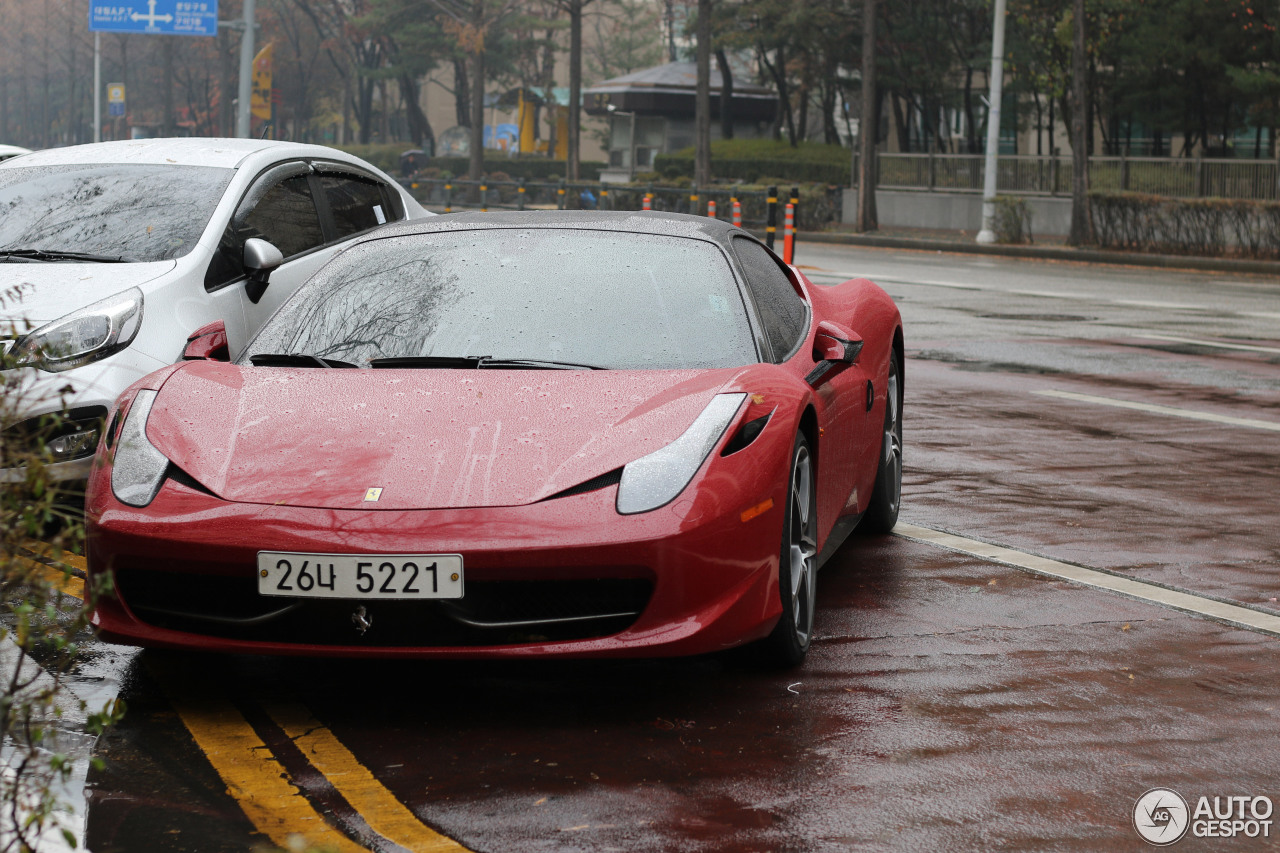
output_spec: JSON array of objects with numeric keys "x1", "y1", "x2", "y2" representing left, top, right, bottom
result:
[{"x1": 257, "y1": 552, "x2": 464, "y2": 599}]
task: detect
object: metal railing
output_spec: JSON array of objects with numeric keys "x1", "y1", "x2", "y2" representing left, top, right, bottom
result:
[
  {"x1": 402, "y1": 177, "x2": 770, "y2": 220},
  {"x1": 857, "y1": 153, "x2": 1280, "y2": 200},
  {"x1": 399, "y1": 178, "x2": 834, "y2": 229}
]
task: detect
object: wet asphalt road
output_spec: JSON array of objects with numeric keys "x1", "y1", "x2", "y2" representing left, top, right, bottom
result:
[{"x1": 77, "y1": 245, "x2": 1280, "y2": 852}]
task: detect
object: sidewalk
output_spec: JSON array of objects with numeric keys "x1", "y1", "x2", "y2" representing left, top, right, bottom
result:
[{"x1": 798, "y1": 224, "x2": 1280, "y2": 277}]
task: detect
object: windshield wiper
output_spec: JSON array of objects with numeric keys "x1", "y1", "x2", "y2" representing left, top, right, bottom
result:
[
  {"x1": 248, "y1": 353, "x2": 358, "y2": 368},
  {"x1": 369, "y1": 355, "x2": 604, "y2": 370},
  {"x1": 0, "y1": 248, "x2": 133, "y2": 263}
]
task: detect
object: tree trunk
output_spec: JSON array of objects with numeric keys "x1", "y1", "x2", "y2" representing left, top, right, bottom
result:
[
  {"x1": 694, "y1": 0, "x2": 712, "y2": 188},
  {"x1": 1067, "y1": 0, "x2": 1091, "y2": 246},
  {"x1": 399, "y1": 74, "x2": 434, "y2": 152},
  {"x1": 468, "y1": 34, "x2": 485, "y2": 182},
  {"x1": 453, "y1": 57, "x2": 470, "y2": 128},
  {"x1": 761, "y1": 45, "x2": 795, "y2": 144},
  {"x1": 963, "y1": 66, "x2": 976, "y2": 153},
  {"x1": 716, "y1": 48, "x2": 734, "y2": 140},
  {"x1": 567, "y1": 0, "x2": 584, "y2": 180},
  {"x1": 857, "y1": 0, "x2": 877, "y2": 232}
]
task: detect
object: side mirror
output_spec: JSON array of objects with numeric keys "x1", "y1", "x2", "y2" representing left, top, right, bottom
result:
[
  {"x1": 243, "y1": 238, "x2": 284, "y2": 304},
  {"x1": 182, "y1": 320, "x2": 230, "y2": 361},
  {"x1": 805, "y1": 320, "x2": 864, "y2": 387}
]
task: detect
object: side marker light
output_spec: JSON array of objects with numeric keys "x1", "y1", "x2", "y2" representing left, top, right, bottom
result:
[{"x1": 740, "y1": 498, "x2": 774, "y2": 523}]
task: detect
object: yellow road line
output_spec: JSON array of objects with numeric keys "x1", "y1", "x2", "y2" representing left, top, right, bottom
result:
[
  {"x1": 151, "y1": 659, "x2": 367, "y2": 852},
  {"x1": 21, "y1": 540, "x2": 87, "y2": 572},
  {"x1": 14, "y1": 554, "x2": 85, "y2": 600},
  {"x1": 268, "y1": 703, "x2": 473, "y2": 853}
]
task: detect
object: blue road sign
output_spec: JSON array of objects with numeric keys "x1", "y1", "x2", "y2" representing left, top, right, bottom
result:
[{"x1": 89, "y1": 0, "x2": 218, "y2": 37}]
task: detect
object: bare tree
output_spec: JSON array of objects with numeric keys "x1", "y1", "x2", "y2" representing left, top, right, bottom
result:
[
  {"x1": 1067, "y1": 0, "x2": 1091, "y2": 246},
  {"x1": 694, "y1": 0, "x2": 712, "y2": 187},
  {"x1": 555, "y1": 0, "x2": 595, "y2": 180},
  {"x1": 857, "y1": 0, "x2": 877, "y2": 232}
]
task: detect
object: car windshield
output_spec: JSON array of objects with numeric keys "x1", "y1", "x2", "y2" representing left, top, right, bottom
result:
[
  {"x1": 241, "y1": 228, "x2": 759, "y2": 370},
  {"x1": 0, "y1": 164, "x2": 235, "y2": 262}
]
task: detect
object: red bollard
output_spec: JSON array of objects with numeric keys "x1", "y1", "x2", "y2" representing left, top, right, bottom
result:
[
  {"x1": 707, "y1": 199, "x2": 717, "y2": 219},
  {"x1": 783, "y1": 203, "x2": 795, "y2": 264},
  {"x1": 642, "y1": 194, "x2": 651, "y2": 211},
  {"x1": 731, "y1": 199, "x2": 742, "y2": 227}
]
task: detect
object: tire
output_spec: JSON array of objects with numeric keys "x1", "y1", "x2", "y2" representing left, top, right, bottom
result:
[
  {"x1": 862, "y1": 347, "x2": 903, "y2": 534},
  {"x1": 758, "y1": 431, "x2": 819, "y2": 668}
]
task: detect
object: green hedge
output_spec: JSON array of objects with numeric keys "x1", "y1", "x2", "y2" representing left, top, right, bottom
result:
[
  {"x1": 427, "y1": 157, "x2": 605, "y2": 181},
  {"x1": 1090, "y1": 192, "x2": 1280, "y2": 258},
  {"x1": 334, "y1": 144, "x2": 604, "y2": 181},
  {"x1": 654, "y1": 139, "x2": 851, "y2": 185}
]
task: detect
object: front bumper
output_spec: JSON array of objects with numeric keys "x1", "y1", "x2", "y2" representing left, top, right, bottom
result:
[{"x1": 85, "y1": 464, "x2": 789, "y2": 659}]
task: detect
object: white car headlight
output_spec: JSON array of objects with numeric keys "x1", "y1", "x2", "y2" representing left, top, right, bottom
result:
[
  {"x1": 616, "y1": 393, "x2": 746, "y2": 515},
  {"x1": 110, "y1": 390, "x2": 169, "y2": 507},
  {"x1": 12, "y1": 287, "x2": 143, "y2": 372}
]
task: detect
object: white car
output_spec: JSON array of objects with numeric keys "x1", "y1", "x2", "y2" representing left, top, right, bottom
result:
[
  {"x1": 0, "y1": 144, "x2": 32, "y2": 161},
  {"x1": 0, "y1": 138, "x2": 429, "y2": 481}
]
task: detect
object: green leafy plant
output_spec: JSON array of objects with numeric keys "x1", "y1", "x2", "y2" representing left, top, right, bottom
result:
[
  {"x1": 1, "y1": 285, "x2": 124, "y2": 851},
  {"x1": 992, "y1": 196, "x2": 1034, "y2": 244},
  {"x1": 1090, "y1": 192, "x2": 1280, "y2": 258}
]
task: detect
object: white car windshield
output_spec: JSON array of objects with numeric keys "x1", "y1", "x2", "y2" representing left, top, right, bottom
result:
[
  {"x1": 0, "y1": 164, "x2": 235, "y2": 263},
  {"x1": 241, "y1": 228, "x2": 759, "y2": 370}
]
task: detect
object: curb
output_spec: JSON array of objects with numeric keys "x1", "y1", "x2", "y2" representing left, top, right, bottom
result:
[{"x1": 790, "y1": 231, "x2": 1280, "y2": 276}]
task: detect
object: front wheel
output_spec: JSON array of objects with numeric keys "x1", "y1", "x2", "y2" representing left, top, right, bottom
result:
[
  {"x1": 758, "y1": 431, "x2": 819, "y2": 668},
  {"x1": 862, "y1": 347, "x2": 903, "y2": 533}
]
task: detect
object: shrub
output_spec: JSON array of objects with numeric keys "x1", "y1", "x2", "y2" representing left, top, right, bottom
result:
[
  {"x1": 992, "y1": 196, "x2": 1033, "y2": 244},
  {"x1": 423, "y1": 157, "x2": 604, "y2": 181},
  {"x1": 0, "y1": 286, "x2": 124, "y2": 849},
  {"x1": 654, "y1": 139, "x2": 851, "y2": 185},
  {"x1": 1089, "y1": 192, "x2": 1280, "y2": 258}
]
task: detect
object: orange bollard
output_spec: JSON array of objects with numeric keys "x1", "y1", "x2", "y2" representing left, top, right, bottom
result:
[
  {"x1": 707, "y1": 199, "x2": 717, "y2": 219},
  {"x1": 731, "y1": 199, "x2": 742, "y2": 227},
  {"x1": 642, "y1": 194, "x2": 651, "y2": 211},
  {"x1": 783, "y1": 203, "x2": 795, "y2": 264}
]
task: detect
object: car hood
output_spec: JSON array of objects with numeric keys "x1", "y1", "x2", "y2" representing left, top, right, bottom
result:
[
  {"x1": 146, "y1": 362, "x2": 742, "y2": 510},
  {"x1": 0, "y1": 261, "x2": 176, "y2": 328}
]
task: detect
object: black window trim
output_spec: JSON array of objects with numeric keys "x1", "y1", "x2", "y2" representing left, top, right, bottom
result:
[
  {"x1": 729, "y1": 234, "x2": 812, "y2": 365},
  {"x1": 241, "y1": 223, "x2": 773, "y2": 368},
  {"x1": 204, "y1": 158, "x2": 402, "y2": 294}
]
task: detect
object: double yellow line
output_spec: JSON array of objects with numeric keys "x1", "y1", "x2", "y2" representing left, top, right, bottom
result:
[{"x1": 26, "y1": 543, "x2": 472, "y2": 853}]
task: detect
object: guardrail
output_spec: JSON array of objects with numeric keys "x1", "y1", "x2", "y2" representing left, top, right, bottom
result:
[
  {"x1": 856, "y1": 153, "x2": 1280, "y2": 200},
  {"x1": 399, "y1": 178, "x2": 842, "y2": 234},
  {"x1": 400, "y1": 177, "x2": 775, "y2": 221}
]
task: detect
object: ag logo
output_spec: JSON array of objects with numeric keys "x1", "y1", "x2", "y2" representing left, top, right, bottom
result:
[{"x1": 1134, "y1": 788, "x2": 1190, "y2": 845}]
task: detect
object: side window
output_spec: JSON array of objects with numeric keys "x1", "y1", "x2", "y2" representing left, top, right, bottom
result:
[
  {"x1": 319, "y1": 174, "x2": 392, "y2": 240},
  {"x1": 205, "y1": 166, "x2": 324, "y2": 291},
  {"x1": 732, "y1": 236, "x2": 808, "y2": 362}
]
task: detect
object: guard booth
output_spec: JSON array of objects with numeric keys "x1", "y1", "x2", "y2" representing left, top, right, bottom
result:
[{"x1": 583, "y1": 62, "x2": 778, "y2": 182}]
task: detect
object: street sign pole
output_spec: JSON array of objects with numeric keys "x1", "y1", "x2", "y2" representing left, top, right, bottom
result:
[
  {"x1": 88, "y1": 0, "x2": 219, "y2": 138},
  {"x1": 94, "y1": 32, "x2": 101, "y2": 143},
  {"x1": 236, "y1": 0, "x2": 255, "y2": 138}
]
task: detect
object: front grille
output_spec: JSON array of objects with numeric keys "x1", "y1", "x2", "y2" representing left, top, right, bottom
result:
[{"x1": 113, "y1": 567, "x2": 652, "y2": 647}]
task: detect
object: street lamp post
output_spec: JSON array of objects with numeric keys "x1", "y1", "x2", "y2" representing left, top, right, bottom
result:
[
  {"x1": 976, "y1": 0, "x2": 1008, "y2": 244},
  {"x1": 235, "y1": 0, "x2": 256, "y2": 138}
]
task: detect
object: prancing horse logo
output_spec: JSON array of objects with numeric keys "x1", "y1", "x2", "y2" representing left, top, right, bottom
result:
[{"x1": 363, "y1": 487, "x2": 383, "y2": 502}]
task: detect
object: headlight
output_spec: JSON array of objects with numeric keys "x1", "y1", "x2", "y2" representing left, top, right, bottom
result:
[
  {"x1": 12, "y1": 288, "x2": 143, "y2": 372},
  {"x1": 616, "y1": 393, "x2": 746, "y2": 515},
  {"x1": 110, "y1": 390, "x2": 169, "y2": 507}
]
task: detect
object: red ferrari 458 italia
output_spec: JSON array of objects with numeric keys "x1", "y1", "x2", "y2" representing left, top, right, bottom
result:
[{"x1": 85, "y1": 211, "x2": 903, "y2": 666}]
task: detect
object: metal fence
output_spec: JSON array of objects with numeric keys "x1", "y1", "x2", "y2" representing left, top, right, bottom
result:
[
  {"x1": 859, "y1": 153, "x2": 1280, "y2": 200},
  {"x1": 399, "y1": 178, "x2": 823, "y2": 227}
]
